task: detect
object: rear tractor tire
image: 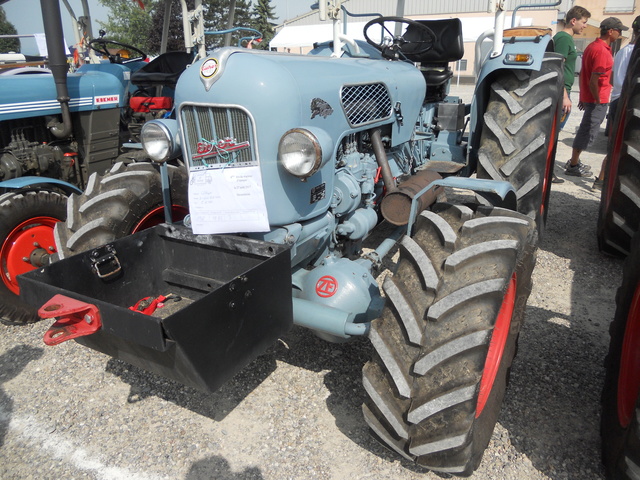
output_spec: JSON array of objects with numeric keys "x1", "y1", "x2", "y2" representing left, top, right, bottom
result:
[
  {"x1": 54, "y1": 162, "x2": 188, "y2": 258},
  {"x1": 597, "y1": 42, "x2": 640, "y2": 257},
  {"x1": 601, "y1": 230, "x2": 640, "y2": 479},
  {"x1": 477, "y1": 53, "x2": 564, "y2": 237},
  {"x1": 362, "y1": 203, "x2": 537, "y2": 476}
]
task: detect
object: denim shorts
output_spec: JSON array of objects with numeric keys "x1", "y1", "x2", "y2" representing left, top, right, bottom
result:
[{"x1": 572, "y1": 102, "x2": 609, "y2": 151}]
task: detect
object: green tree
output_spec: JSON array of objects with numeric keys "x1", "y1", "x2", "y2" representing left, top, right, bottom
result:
[
  {"x1": 0, "y1": 6, "x2": 20, "y2": 53},
  {"x1": 203, "y1": 0, "x2": 253, "y2": 49},
  {"x1": 97, "y1": 0, "x2": 156, "y2": 52},
  {"x1": 250, "y1": 0, "x2": 277, "y2": 49},
  {"x1": 97, "y1": 0, "x2": 256, "y2": 54},
  {"x1": 148, "y1": 0, "x2": 190, "y2": 53}
]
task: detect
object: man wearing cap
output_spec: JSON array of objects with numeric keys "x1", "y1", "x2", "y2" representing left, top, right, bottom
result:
[
  {"x1": 565, "y1": 17, "x2": 628, "y2": 178},
  {"x1": 593, "y1": 15, "x2": 639, "y2": 189}
]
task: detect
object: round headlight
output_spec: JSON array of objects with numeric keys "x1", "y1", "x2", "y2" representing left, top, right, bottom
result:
[
  {"x1": 141, "y1": 121, "x2": 177, "y2": 163},
  {"x1": 278, "y1": 129, "x2": 322, "y2": 179}
]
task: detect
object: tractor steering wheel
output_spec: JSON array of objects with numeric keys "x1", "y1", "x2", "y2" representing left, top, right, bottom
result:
[
  {"x1": 88, "y1": 38, "x2": 147, "y2": 64},
  {"x1": 363, "y1": 17, "x2": 435, "y2": 60}
]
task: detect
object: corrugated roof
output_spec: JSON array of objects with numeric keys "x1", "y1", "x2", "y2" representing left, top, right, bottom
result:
[{"x1": 277, "y1": 0, "x2": 571, "y2": 28}]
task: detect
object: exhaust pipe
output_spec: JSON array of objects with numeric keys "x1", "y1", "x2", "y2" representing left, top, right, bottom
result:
[
  {"x1": 380, "y1": 170, "x2": 443, "y2": 226},
  {"x1": 369, "y1": 129, "x2": 443, "y2": 226},
  {"x1": 40, "y1": 0, "x2": 73, "y2": 139},
  {"x1": 371, "y1": 129, "x2": 398, "y2": 194}
]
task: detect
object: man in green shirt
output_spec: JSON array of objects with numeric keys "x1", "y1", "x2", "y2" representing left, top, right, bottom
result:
[
  {"x1": 554, "y1": 6, "x2": 591, "y2": 126},
  {"x1": 551, "y1": 6, "x2": 591, "y2": 183}
]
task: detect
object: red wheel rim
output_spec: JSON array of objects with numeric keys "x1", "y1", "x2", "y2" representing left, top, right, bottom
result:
[
  {"x1": 618, "y1": 282, "x2": 640, "y2": 427},
  {"x1": 132, "y1": 205, "x2": 189, "y2": 233},
  {"x1": 541, "y1": 112, "x2": 559, "y2": 219},
  {"x1": 1, "y1": 216, "x2": 59, "y2": 295},
  {"x1": 477, "y1": 274, "x2": 517, "y2": 417}
]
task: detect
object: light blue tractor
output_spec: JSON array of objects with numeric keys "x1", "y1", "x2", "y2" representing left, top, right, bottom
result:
[{"x1": 22, "y1": 0, "x2": 564, "y2": 476}]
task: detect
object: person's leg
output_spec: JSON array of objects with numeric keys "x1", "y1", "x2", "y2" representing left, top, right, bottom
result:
[
  {"x1": 570, "y1": 147, "x2": 583, "y2": 165},
  {"x1": 569, "y1": 103, "x2": 597, "y2": 166},
  {"x1": 569, "y1": 104, "x2": 594, "y2": 169},
  {"x1": 566, "y1": 103, "x2": 607, "y2": 176},
  {"x1": 559, "y1": 95, "x2": 571, "y2": 131},
  {"x1": 593, "y1": 155, "x2": 607, "y2": 189},
  {"x1": 593, "y1": 100, "x2": 620, "y2": 189}
]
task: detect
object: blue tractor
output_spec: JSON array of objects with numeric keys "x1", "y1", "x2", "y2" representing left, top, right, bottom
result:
[
  {"x1": 21, "y1": 1, "x2": 564, "y2": 475},
  {"x1": 0, "y1": 0, "x2": 201, "y2": 324}
]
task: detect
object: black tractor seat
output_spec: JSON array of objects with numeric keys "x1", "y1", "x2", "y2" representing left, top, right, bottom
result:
[
  {"x1": 403, "y1": 18, "x2": 464, "y2": 101},
  {"x1": 130, "y1": 51, "x2": 193, "y2": 88}
]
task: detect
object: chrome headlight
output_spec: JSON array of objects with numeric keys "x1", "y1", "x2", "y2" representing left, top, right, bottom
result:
[
  {"x1": 141, "y1": 120, "x2": 180, "y2": 163},
  {"x1": 278, "y1": 128, "x2": 323, "y2": 179}
]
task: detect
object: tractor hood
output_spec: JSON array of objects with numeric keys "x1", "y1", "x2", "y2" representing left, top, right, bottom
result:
[
  {"x1": 176, "y1": 48, "x2": 425, "y2": 147},
  {"x1": 0, "y1": 63, "x2": 130, "y2": 121},
  {"x1": 174, "y1": 48, "x2": 426, "y2": 226}
]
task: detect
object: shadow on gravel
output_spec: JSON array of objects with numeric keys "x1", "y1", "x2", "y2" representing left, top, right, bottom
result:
[
  {"x1": 186, "y1": 455, "x2": 263, "y2": 479},
  {"x1": 500, "y1": 305, "x2": 608, "y2": 479},
  {"x1": 269, "y1": 326, "x2": 437, "y2": 475},
  {"x1": 103, "y1": 353, "x2": 278, "y2": 422},
  {"x1": 497, "y1": 187, "x2": 623, "y2": 480},
  {"x1": 0, "y1": 345, "x2": 43, "y2": 447}
]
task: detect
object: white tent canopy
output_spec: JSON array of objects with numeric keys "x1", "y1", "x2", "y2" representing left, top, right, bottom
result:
[
  {"x1": 270, "y1": 22, "x2": 369, "y2": 49},
  {"x1": 270, "y1": 15, "x2": 530, "y2": 50}
]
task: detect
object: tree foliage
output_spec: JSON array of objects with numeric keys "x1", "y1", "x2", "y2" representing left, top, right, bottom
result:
[
  {"x1": 97, "y1": 0, "x2": 156, "y2": 53},
  {"x1": 147, "y1": 0, "x2": 189, "y2": 53},
  {"x1": 203, "y1": 0, "x2": 253, "y2": 49},
  {"x1": 97, "y1": 0, "x2": 275, "y2": 54},
  {"x1": 0, "y1": 6, "x2": 20, "y2": 53},
  {"x1": 250, "y1": 0, "x2": 277, "y2": 49}
]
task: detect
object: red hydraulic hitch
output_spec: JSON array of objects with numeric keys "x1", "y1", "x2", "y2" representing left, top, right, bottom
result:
[{"x1": 39, "y1": 295, "x2": 102, "y2": 346}]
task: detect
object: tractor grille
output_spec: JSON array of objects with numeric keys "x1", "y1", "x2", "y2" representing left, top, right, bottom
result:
[
  {"x1": 180, "y1": 105, "x2": 256, "y2": 169},
  {"x1": 340, "y1": 83, "x2": 392, "y2": 127}
]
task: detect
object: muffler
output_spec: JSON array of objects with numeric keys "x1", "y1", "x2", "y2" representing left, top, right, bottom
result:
[{"x1": 380, "y1": 170, "x2": 443, "y2": 226}]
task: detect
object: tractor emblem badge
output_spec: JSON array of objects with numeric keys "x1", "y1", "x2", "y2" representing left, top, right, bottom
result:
[{"x1": 193, "y1": 137, "x2": 250, "y2": 160}]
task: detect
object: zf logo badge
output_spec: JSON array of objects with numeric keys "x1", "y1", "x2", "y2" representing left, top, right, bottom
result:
[{"x1": 315, "y1": 275, "x2": 338, "y2": 298}]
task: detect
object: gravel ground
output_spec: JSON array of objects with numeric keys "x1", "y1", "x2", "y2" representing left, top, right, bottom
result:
[{"x1": 0, "y1": 83, "x2": 625, "y2": 480}]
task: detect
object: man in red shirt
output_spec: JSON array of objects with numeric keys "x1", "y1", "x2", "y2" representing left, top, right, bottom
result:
[{"x1": 566, "y1": 17, "x2": 627, "y2": 177}]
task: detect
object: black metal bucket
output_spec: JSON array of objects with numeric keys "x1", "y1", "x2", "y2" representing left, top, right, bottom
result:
[{"x1": 19, "y1": 224, "x2": 293, "y2": 393}]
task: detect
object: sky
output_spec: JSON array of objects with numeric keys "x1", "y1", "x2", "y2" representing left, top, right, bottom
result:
[{"x1": 2, "y1": 0, "x2": 311, "y2": 54}]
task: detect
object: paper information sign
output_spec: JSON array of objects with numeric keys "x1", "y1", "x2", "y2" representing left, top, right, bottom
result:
[{"x1": 188, "y1": 165, "x2": 269, "y2": 234}]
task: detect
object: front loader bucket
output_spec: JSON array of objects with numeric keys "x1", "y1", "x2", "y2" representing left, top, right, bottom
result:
[{"x1": 19, "y1": 224, "x2": 292, "y2": 393}]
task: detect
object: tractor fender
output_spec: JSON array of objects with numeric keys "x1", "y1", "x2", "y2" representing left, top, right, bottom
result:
[
  {"x1": 404, "y1": 177, "x2": 517, "y2": 235},
  {"x1": 0, "y1": 176, "x2": 82, "y2": 195},
  {"x1": 468, "y1": 36, "x2": 559, "y2": 166}
]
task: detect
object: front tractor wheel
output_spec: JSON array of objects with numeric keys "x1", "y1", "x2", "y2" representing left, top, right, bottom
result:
[
  {"x1": 0, "y1": 191, "x2": 67, "y2": 324},
  {"x1": 54, "y1": 162, "x2": 189, "y2": 258},
  {"x1": 362, "y1": 203, "x2": 537, "y2": 476},
  {"x1": 477, "y1": 53, "x2": 564, "y2": 237}
]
